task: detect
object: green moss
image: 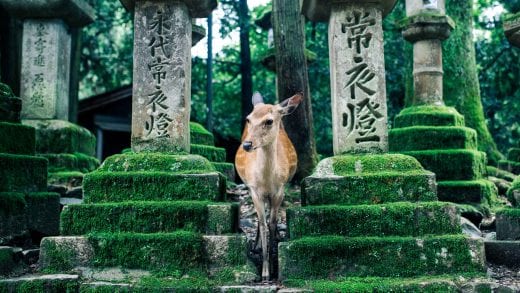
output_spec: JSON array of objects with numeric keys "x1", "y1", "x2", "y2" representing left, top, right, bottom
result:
[
  {"x1": 89, "y1": 231, "x2": 206, "y2": 273},
  {"x1": 437, "y1": 180, "x2": 498, "y2": 205},
  {"x1": 486, "y1": 166, "x2": 517, "y2": 182},
  {"x1": 389, "y1": 126, "x2": 477, "y2": 152},
  {"x1": 393, "y1": 106, "x2": 465, "y2": 128},
  {"x1": 0, "y1": 192, "x2": 26, "y2": 215},
  {"x1": 279, "y1": 235, "x2": 484, "y2": 280},
  {"x1": 0, "y1": 277, "x2": 78, "y2": 293},
  {"x1": 24, "y1": 119, "x2": 96, "y2": 156},
  {"x1": 48, "y1": 171, "x2": 84, "y2": 185},
  {"x1": 496, "y1": 208, "x2": 520, "y2": 218},
  {"x1": 43, "y1": 153, "x2": 99, "y2": 173},
  {"x1": 302, "y1": 171, "x2": 436, "y2": 206},
  {"x1": 25, "y1": 192, "x2": 60, "y2": 236},
  {"x1": 498, "y1": 160, "x2": 520, "y2": 175},
  {"x1": 212, "y1": 162, "x2": 235, "y2": 180},
  {"x1": 402, "y1": 150, "x2": 486, "y2": 181},
  {"x1": 0, "y1": 85, "x2": 21, "y2": 123},
  {"x1": 0, "y1": 247, "x2": 15, "y2": 275},
  {"x1": 40, "y1": 239, "x2": 77, "y2": 272},
  {"x1": 83, "y1": 171, "x2": 225, "y2": 203},
  {"x1": 507, "y1": 148, "x2": 520, "y2": 162},
  {"x1": 507, "y1": 177, "x2": 520, "y2": 206},
  {"x1": 190, "y1": 122, "x2": 214, "y2": 146},
  {"x1": 330, "y1": 154, "x2": 424, "y2": 175},
  {"x1": 0, "y1": 122, "x2": 35, "y2": 155},
  {"x1": 98, "y1": 152, "x2": 215, "y2": 173},
  {"x1": 0, "y1": 153, "x2": 47, "y2": 193},
  {"x1": 190, "y1": 144, "x2": 226, "y2": 162},
  {"x1": 61, "y1": 201, "x2": 238, "y2": 235},
  {"x1": 287, "y1": 202, "x2": 460, "y2": 239}
]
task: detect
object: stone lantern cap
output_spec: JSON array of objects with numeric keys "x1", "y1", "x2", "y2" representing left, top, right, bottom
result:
[
  {"x1": 301, "y1": 0, "x2": 398, "y2": 22},
  {"x1": 119, "y1": 0, "x2": 217, "y2": 18},
  {"x1": 192, "y1": 24, "x2": 206, "y2": 46},
  {"x1": 402, "y1": 13, "x2": 455, "y2": 42},
  {"x1": 0, "y1": 0, "x2": 95, "y2": 27},
  {"x1": 504, "y1": 13, "x2": 520, "y2": 48}
]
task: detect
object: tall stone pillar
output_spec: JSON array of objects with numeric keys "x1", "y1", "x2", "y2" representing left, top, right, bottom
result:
[
  {"x1": 388, "y1": 0, "x2": 498, "y2": 207},
  {"x1": 0, "y1": 0, "x2": 100, "y2": 197}
]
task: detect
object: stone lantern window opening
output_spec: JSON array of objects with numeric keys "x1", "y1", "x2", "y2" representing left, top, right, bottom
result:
[{"x1": 423, "y1": 0, "x2": 438, "y2": 10}]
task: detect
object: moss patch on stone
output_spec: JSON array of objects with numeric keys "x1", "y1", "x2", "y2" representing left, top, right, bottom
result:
[
  {"x1": 60, "y1": 201, "x2": 238, "y2": 235},
  {"x1": 48, "y1": 171, "x2": 84, "y2": 186},
  {"x1": 190, "y1": 122, "x2": 214, "y2": 146},
  {"x1": 288, "y1": 202, "x2": 460, "y2": 239},
  {"x1": 507, "y1": 177, "x2": 520, "y2": 206},
  {"x1": 279, "y1": 235, "x2": 484, "y2": 280},
  {"x1": 43, "y1": 153, "x2": 99, "y2": 173},
  {"x1": 0, "y1": 122, "x2": 35, "y2": 155},
  {"x1": 23, "y1": 119, "x2": 96, "y2": 156},
  {"x1": 0, "y1": 95, "x2": 22, "y2": 123},
  {"x1": 0, "y1": 192, "x2": 26, "y2": 215},
  {"x1": 437, "y1": 180, "x2": 498, "y2": 205},
  {"x1": 89, "y1": 231, "x2": 206, "y2": 273},
  {"x1": 212, "y1": 162, "x2": 235, "y2": 181},
  {"x1": 499, "y1": 160, "x2": 520, "y2": 175},
  {"x1": 329, "y1": 154, "x2": 424, "y2": 175},
  {"x1": 393, "y1": 106, "x2": 465, "y2": 128},
  {"x1": 389, "y1": 126, "x2": 477, "y2": 152},
  {"x1": 402, "y1": 150, "x2": 486, "y2": 181},
  {"x1": 191, "y1": 144, "x2": 226, "y2": 162},
  {"x1": 0, "y1": 275, "x2": 78, "y2": 293},
  {"x1": 0, "y1": 153, "x2": 47, "y2": 193},
  {"x1": 302, "y1": 171, "x2": 437, "y2": 206},
  {"x1": 83, "y1": 171, "x2": 225, "y2": 203},
  {"x1": 98, "y1": 153, "x2": 215, "y2": 173},
  {"x1": 0, "y1": 247, "x2": 15, "y2": 276},
  {"x1": 486, "y1": 166, "x2": 517, "y2": 182}
]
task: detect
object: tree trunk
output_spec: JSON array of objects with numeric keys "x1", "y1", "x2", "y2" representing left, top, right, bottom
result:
[
  {"x1": 206, "y1": 13, "x2": 214, "y2": 132},
  {"x1": 238, "y1": 0, "x2": 253, "y2": 128},
  {"x1": 273, "y1": 0, "x2": 318, "y2": 181}
]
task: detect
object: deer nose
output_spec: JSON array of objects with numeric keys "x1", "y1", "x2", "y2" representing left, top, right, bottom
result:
[{"x1": 243, "y1": 141, "x2": 253, "y2": 152}]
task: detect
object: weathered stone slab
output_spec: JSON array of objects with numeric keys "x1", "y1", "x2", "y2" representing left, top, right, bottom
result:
[
  {"x1": 131, "y1": 1, "x2": 192, "y2": 153},
  {"x1": 20, "y1": 20, "x2": 71, "y2": 120},
  {"x1": 301, "y1": 0, "x2": 397, "y2": 22},
  {"x1": 496, "y1": 210, "x2": 520, "y2": 240},
  {"x1": 485, "y1": 240, "x2": 520, "y2": 269},
  {"x1": 329, "y1": 3, "x2": 389, "y2": 154}
]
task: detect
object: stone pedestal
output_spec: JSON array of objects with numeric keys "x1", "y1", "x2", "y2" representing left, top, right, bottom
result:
[
  {"x1": 0, "y1": 0, "x2": 100, "y2": 195},
  {"x1": 388, "y1": 1, "x2": 497, "y2": 208}
]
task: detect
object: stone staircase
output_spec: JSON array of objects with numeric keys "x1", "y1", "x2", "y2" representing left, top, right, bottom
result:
[
  {"x1": 389, "y1": 105, "x2": 498, "y2": 208},
  {"x1": 278, "y1": 153, "x2": 489, "y2": 290}
]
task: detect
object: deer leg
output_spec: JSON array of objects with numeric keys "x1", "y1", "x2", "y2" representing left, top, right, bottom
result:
[
  {"x1": 268, "y1": 188, "x2": 285, "y2": 280},
  {"x1": 251, "y1": 190, "x2": 269, "y2": 281}
]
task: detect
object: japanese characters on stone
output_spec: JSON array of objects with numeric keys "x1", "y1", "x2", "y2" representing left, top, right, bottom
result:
[{"x1": 31, "y1": 23, "x2": 48, "y2": 107}]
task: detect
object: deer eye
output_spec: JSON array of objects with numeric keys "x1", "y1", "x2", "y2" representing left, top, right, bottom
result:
[{"x1": 265, "y1": 119, "x2": 273, "y2": 126}]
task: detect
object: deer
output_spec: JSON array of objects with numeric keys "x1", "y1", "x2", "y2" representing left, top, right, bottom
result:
[{"x1": 235, "y1": 92, "x2": 302, "y2": 281}]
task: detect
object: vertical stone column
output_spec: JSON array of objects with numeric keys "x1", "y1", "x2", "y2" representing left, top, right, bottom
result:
[
  {"x1": 403, "y1": 0, "x2": 453, "y2": 106},
  {"x1": 328, "y1": 1, "x2": 392, "y2": 155}
]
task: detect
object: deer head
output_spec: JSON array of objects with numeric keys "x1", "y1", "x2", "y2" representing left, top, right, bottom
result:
[{"x1": 241, "y1": 92, "x2": 302, "y2": 152}]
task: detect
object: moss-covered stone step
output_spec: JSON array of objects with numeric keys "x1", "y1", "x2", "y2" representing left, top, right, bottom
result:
[
  {"x1": 213, "y1": 162, "x2": 235, "y2": 181},
  {"x1": 60, "y1": 201, "x2": 238, "y2": 235},
  {"x1": 401, "y1": 150, "x2": 486, "y2": 181},
  {"x1": 99, "y1": 152, "x2": 216, "y2": 173},
  {"x1": 0, "y1": 193, "x2": 27, "y2": 244},
  {"x1": 393, "y1": 106, "x2": 465, "y2": 128},
  {"x1": 191, "y1": 144, "x2": 226, "y2": 162},
  {"x1": 496, "y1": 209, "x2": 520, "y2": 240},
  {"x1": 0, "y1": 154, "x2": 48, "y2": 193},
  {"x1": 437, "y1": 180, "x2": 497, "y2": 205},
  {"x1": 486, "y1": 165, "x2": 517, "y2": 182},
  {"x1": 23, "y1": 119, "x2": 96, "y2": 156},
  {"x1": 0, "y1": 274, "x2": 79, "y2": 292},
  {"x1": 0, "y1": 94, "x2": 22, "y2": 123},
  {"x1": 40, "y1": 234, "x2": 249, "y2": 275},
  {"x1": 484, "y1": 240, "x2": 520, "y2": 269},
  {"x1": 42, "y1": 153, "x2": 99, "y2": 173},
  {"x1": 302, "y1": 154, "x2": 437, "y2": 206},
  {"x1": 0, "y1": 122, "x2": 35, "y2": 155},
  {"x1": 83, "y1": 171, "x2": 225, "y2": 203},
  {"x1": 278, "y1": 235, "x2": 485, "y2": 280},
  {"x1": 499, "y1": 159, "x2": 520, "y2": 175},
  {"x1": 48, "y1": 171, "x2": 84, "y2": 187},
  {"x1": 0, "y1": 246, "x2": 20, "y2": 276},
  {"x1": 287, "y1": 202, "x2": 460, "y2": 239},
  {"x1": 389, "y1": 126, "x2": 477, "y2": 152},
  {"x1": 507, "y1": 148, "x2": 520, "y2": 162},
  {"x1": 190, "y1": 122, "x2": 214, "y2": 146},
  {"x1": 507, "y1": 177, "x2": 520, "y2": 207}
]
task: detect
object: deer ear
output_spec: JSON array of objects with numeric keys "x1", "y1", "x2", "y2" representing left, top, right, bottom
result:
[
  {"x1": 278, "y1": 93, "x2": 303, "y2": 115},
  {"x1": 252, "y1": 92, "x2": 264, "y2": 106}
]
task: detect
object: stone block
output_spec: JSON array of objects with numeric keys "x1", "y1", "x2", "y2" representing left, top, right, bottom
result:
[
  {"x1": 485, "y1": 240, "x2": 520, "y2": 269},
  {"x1": 25, "y1": 192, "x2": 60, "y2": 236},
  {"x1": 499, "y1": 160, "x2": 520, "y2": 175},
  {"x1": 39, "y1": 236, "x2": 94, "y2": 271},
  {"x1": 190, "y1": 122, "x2": 214, "y2": 146},
  {"x1": 83, "y1": 171, "x2": 225, "y2": 203},
  {"x1": 0, "y1": 154, "x2": 47, "y2": 193},
  {"x1": 0, "y1": 274, "x2": 79, "y2": 292},
  {"x1": 48, "y1": 171, "x2": 84, "y2": 187},
  {"x1": 393, "y1": 105, "x2": 465, "y2": 128},
  {"x1": 0, "y1": 122, "x2": 35, "y2": 155},
  {"x1": 60, "y1": 201, "x2": 238, "y2": 235},
  {"x1": 402, "y1": 150, "x2": 486, "y2": 181},
  {"x1": 203, "y1": 235, "x2": 255, "y2": 281},
  {"x1": 287, "y1": 202, "x2": 460, "y2": 239},
  {"x1": 300, "y1": 0, "x2": 397, "y2": 22},
  {"x1": 191, "y1": 144, "x2": 227, "y2": 162},
  {"x1": 437, "y1": 180, "x2": 498, "y2": 205},
  {"x1": 507, "y1": 178, "x2": 520, "y2": 206},
  {"x1": 278, "y1": 235, "x2": 485, "y2": 280},
  {"x1": 496, "y1": 209, "x2": 520, "y2": 240},
  {"x1": 99, "y1": 152, "x2": 215, "y2": 173},
  {"x1": 0, "y1": 96, "x2": 22, "y2": 123},
  {"x1": 0, "y1": 193, "x2": 28, "y2": 245},
  {"x1": 0, "y1": 246, "x2": 18, "y2": 275},
  {"x1": 389, "y1": 126, "x2": 477, "y2": 152},
  {"x1": 507, "y1": 148, "x2": 520, "y2": 162},
  {"x1": 42, "y1": 153, "x2": 99, "y2": 173},
  {"x1": 23, "y1": 119, "x2": 96, "y2": 156},
  {"x1": 213, "y1": 162, "x2": 236, "y2": 182}
]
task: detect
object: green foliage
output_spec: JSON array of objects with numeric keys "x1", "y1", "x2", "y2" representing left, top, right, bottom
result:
[{"x1": 288, "y1": 202, "x2": 460, "y2": 239}]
